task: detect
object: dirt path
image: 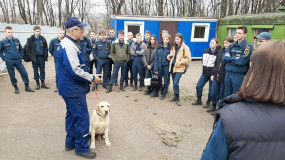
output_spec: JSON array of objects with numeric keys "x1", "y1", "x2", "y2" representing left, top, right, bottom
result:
[{"x1": 0, "y1": 58, "x2": 214, "y2": 160}]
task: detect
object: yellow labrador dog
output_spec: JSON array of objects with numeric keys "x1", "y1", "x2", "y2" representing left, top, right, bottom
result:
[{"x1": 89, "y1": 101, "x2": 111, "y2": 149}]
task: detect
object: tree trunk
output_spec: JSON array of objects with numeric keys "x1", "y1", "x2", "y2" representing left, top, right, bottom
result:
[{"x1": 58, "y1": 0, "x2": 62, "y2": 27}]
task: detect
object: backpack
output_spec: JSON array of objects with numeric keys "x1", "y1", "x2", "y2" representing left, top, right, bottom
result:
[
  {"x1": 23, "y1": 44, "x2": 31, "y2": 62},
  {"x1": 150, "y1": 74, "x2": 162, "y2": 90},
  {"x1": 182, "y1": 45, "x2": 189, "y2": 74}
]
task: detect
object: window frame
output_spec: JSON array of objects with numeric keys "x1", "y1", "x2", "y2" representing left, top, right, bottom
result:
[
  {"x1": 190, "y1": 23, "x2": 210, "y2": 42},
  {"x1": 228, "y1": 28, "x2": 237, "y2": 37},
  {"x1": 124, "y1": 21, "x2": 145, "y2": 41}
]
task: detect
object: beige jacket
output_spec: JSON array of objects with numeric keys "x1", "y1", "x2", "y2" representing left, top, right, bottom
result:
[{"x1": 167, "y1": 42, "x2": 191, "y2": 73}]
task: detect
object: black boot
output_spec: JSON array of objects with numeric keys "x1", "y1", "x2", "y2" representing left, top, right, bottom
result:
[
  {"x1": 130, "y1": 81, "x2": 134, "y2": 87},
  {"x1": 210, "y1": 106, "x2": 221, "y2": 115},
  {"x1": 35, "y1": 80, "x2": 40, "y2": 90},
  {"x1": 41, "y1": 80, "x2": 50, "y2": 89},
  {"x1": 132, "y1": 82, "x2": 137, "y2": 91},
  {"x1": 139, "y1": 82, "x2": 143, "y2": 91},
  {"x1": 207, "y1": 105, "x2": 217, "y2": 112},
  {"x1": 114, "y1": 81, "x2": 118, "y2": 86},
  {"x1": 120, "y1": 84, "x2": 125, "y2": 91},
  {"x1": 106, "y1": 84, "x2": 112, "y2": 93},
  {"x1": 14, "y1": 85, "x2": 19, "y2": 94},
  {"x1": 203, "y1": 99, "x2": 211, "y2": 108},
  {"x1": 192, "y1": 98, "x2": 202, "y2": 105},
  {"x1": 169, "y1": 96, "x2": 177, "y2": 102},
  {"x1": 25, "y1": 83, "x2": 35, "y2": 92},
  {"x1": 76, "y1": 151, "x2": 96, "y2": 159},
  {"x1": 175, "y1": 94, "x2": 181, "y2": 106},
  {"x1": 124, "y1": 81, "x2": 128, "y2": 87}
]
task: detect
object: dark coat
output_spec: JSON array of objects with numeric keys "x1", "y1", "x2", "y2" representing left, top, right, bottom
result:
[
  {"x1": 212, "y1": 48, "x2": 226, "y2": 83},
  {"x1": 25, "y1": 35, "x2": 48, "y2": 63}
]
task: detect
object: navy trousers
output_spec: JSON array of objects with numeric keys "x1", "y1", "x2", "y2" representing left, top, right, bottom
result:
[
  {"x1": 109, "y1": 61, "x2": 127, "y2": 85},
  {"x1": 224, "y1": 72, "x2": 245, "y2": 98},
  {"x1": 63, "y1": 95, "x2": 90, "y2": 154},
  {"x1": 96, "y1": 58, "x2": 110, "y2": 86},
  {"x1": 160, "y1": 65, "x2": 170, "y2": 97},
  {"x1": 32, "y1": 55, "x2": 46, "y2": 81},
  {"x1": 196, "y1": 74, "x2": 212, "y2": 100},
  {"x1": 132, "y1": 57, "x2": 144, "y2": 83},
  {"x1": 124, "y1": 60, "x2": 134, "y2": 83},
  {"x1": 89, "y1": 58, "x2": 97, "y2": 74},
  {"x1": 210, "y1": 79, "x2": 225, "y2": 107},
  {"x1": 6, "y1": 59, "x2": 29, "y2": 86}
]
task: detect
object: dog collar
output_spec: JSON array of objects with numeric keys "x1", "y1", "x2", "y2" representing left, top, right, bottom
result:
[{"x1": 97, "y1": 112, "x2": 102, "y2": 117}]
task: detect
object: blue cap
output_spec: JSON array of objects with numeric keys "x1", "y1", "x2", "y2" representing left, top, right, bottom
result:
[
  {"x1": 254, "y1": 32, "x2": 271, "y2": 40},
  {"x1": 64, "y1": 17, "x2": 86, "y2": 29}
]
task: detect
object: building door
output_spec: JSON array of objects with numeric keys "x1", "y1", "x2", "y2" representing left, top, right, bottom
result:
[{"x1": 159, "y1": 21, "x2": 178, "y2": 42}]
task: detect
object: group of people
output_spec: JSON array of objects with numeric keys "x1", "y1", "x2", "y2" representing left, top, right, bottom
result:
[
  {"x1": 191, "y1": 26, "x2": 272, "y2": 116},
  {"x1": 0, "y1": 25, "x2": 52, "y2": 94},
  {"x1": 1, "y1": 16, "x2": 283, "y2": 159},
  {"x1": 55, "y1": 22, "x2": 191, "y2": 106},
  {"x1": 201, "y1": 36, "x2": 285, "y2": 159}
]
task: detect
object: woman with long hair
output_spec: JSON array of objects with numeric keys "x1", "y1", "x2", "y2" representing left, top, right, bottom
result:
[
  {"x1": 143, "y1": 35, "x2": 158, "y2": 96},
  {"x1": 208, "y1": 36, "x2": 235, "y2": 115},
  {"x1": 202, "y1": 41, "x2": 285, "y2": 160},
  {"x1": 192, "y1": 38, "x2": 221, "y2": 108},
  {"x1": 167, "y1": 33, "x2": 191, "y2": 106}
]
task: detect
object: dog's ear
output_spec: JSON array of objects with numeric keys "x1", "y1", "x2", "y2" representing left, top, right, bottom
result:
[{"x1": 96, "y1": 104, "x2": 101, "y2": 114}]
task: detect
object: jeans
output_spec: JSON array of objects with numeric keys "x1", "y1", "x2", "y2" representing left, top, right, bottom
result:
[
  {"x1": 196, "y1": 74, "x2": 212, "y2": 100},
  {"x1": 210, "y1": 79, "x2": 225, "y2": 107}
]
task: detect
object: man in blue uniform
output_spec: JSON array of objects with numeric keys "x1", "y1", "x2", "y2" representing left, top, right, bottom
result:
[
  {"x1": 25, "y1": 26, "x2": 50, "y2": 90},
  {"x1": 48, "y1": 28, "x2": 65, "y2": 92},
  {"x1": 57, "y1": 17, "x2": 102, "y2": 159},
  {"x1": 130, "y1": 33, "x2": 146, "y2": 91},
  {"x1": 0, "y1": 26, "x2": 34, "y2": 94},
  {"x1": 223, "y1": 26, "x2": 252, "y2": 98},
  {"x1": 125, "y1": 31, "x2": 134, "y2": 87},
  {"x1": 78, "y1": 35, "x2": 92, "y2": 73},
  {"x1": 89, "y1": 30, "x2": 98, "y2": 74},
  {"x1": 107, "y1": 27, "x2": 118, "y2": 86},
  {"x1": 91, "y1": 30, "x2": 111, "y2": 90}
]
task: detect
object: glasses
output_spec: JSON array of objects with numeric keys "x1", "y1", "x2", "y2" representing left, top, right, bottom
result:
[{"x1": 73, "y1": 27, "x2": 83, "y2": 31}]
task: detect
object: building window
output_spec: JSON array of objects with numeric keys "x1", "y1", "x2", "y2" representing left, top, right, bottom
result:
[
  {"x1": 228, "y1": 28, "x2": 237, "y2": 36},
  {"x1": 124, "y1": 21, "x2": 145, "y2": 41},
  {"x1": 253, "y1": 28, "x2": 271, "y2": 49},
  {"x1": 191, "y1": 23, "x2": 210, "y2": 42}
]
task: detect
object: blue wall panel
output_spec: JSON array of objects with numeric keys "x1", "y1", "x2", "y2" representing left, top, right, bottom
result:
[
  {"x1": 144, "y1": 20, "x2": 160, "y2": 39},
  {"x1": 111, "y1": 18, "x2": 217, "y2": 58},
  {"x1": 112, "y1": 19, "x2": 160, "y2": 40},
  {"x1": 177, "y1": 21, "x2": 217, "y2": 58}
]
